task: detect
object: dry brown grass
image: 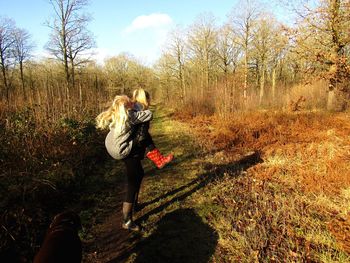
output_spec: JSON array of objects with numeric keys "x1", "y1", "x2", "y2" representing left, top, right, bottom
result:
[
  {"x1": 175, "y1": 110, "x2": 350, "y2": 259},
  {"x1": 176, "y1": 111, "x2": 350, "y2": 195}
]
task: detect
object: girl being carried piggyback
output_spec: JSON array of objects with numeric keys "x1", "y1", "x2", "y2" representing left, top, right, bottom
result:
[
  {"x1": 132, "y1": 88, "x2": 173, "y2": 169},
  {"x1": 96, "y1": 95, "x2": 153, "y2": 231}
]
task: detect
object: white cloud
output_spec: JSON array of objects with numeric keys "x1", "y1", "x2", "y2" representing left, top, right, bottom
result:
[
  {"x1": 124, "y1": 13, "x2": 173, "y2": 33},
  {"x1": 118, "y1": 13, "x2": 173, "y2": 63},
  {"x1": 91, "y1": 47, "x2": 116, "y2": 65},
  {"x1": 32, "y1": 50, "x2": 51, "y2": 61}
]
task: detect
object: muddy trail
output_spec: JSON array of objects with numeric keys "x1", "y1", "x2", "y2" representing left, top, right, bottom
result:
[{"x1": 81, "y1": 109, "x2": 261, "y2": 263}]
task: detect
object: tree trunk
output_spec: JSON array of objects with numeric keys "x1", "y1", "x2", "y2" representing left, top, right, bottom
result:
[
  {"x1": 326, "y1": 0, "x2": 348, "y2": 111},
  {"x1": 327, "y1": 85, "x2": 348, "y2": 111},
  {"x1": 181, "y1": 73, "x2": 186, "y2": 103},
  {"x1": 200, "y1": 70, "x2": 204, "y2": 99},
  {"x1": 243, "y1": 50, "x2": 248, "y2": 106},
  {"x1": 179, "y1": 65, "x2": 184, "y2": 103},
  {"x1": 19, "y1": 61, "x2": 27, "y2": 100},
  {"x1": 272, "y1": 67, "x2": 276, "y2": 103},
  {"x1": 79, "y1": 83, "x2": 83, "y2": 110},
  {"x1": 259, "y1": 66, "x2": 265, "y2": 106},
  {"x1": 1, "y1": 61, "x2": 9, "y2": 104},
  {"x1": 70, "y1": 55, "x2": 75, "y2": 89},
  {"x1": 45, "y1": 77, "x2": 50, "y2": 117}
]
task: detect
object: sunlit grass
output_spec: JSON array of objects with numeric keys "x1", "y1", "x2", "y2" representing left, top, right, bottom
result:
[{"x1": 171, "y1": 110, "x2": 350, "y2": 261}]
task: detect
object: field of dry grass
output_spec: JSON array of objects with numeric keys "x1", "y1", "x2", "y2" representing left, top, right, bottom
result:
[
  {"x1": 174, "y1": 110, "x2": 350, "y2": 261},
  {"x1": 179, "y1": 111, "x2": 350, "y2": 194}
]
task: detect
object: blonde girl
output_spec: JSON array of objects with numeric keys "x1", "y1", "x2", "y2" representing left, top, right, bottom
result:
[
  {"x1": 132, "y1": 88, "x2": 173, "y2": 169},
  {"x1": 96, "y1": 95, "x2": 153, "y2": 231},
  {"x1": 132, "y1": 88, "x2": 150, "y2": 110}
]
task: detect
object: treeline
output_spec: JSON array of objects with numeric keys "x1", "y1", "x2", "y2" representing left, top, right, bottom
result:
[
  {"x1": 1, "y1": 0, "x2": 349, "y2": 122},
  {"x1": 157, "y1": 0, "x2": 350, "y2": 114}
]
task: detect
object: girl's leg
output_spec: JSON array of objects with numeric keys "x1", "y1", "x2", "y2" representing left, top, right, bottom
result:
[
  {"x1": 141, "y1": 131, "x2": 156, "y2": 152},
  {"x1": 133, "y1": 191, "x2": 139, "y2": 212},
  {"x1": 137, "y1": 123, "x2": 173, "y2": 169},
  {"x1": 122, "y1": 157, "x2": 144, "y2": 231},
  {"x1": 145, "y1": 135, "x2": 173, "y2": 169},
  {"x1": 133, "y1": 161, "x2": 145, "y2": 212}
]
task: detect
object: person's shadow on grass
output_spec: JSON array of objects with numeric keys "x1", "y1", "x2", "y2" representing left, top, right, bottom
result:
[{"x1": 134, "y1": 208, "x2": 218, "y2": 263}]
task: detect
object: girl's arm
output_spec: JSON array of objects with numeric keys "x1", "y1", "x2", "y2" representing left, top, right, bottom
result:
[{"x1": 129, "y1": 109, "x2": 153, "y2": 125}]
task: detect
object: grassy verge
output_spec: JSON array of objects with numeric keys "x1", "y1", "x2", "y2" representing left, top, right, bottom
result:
[
  {"x1": 174, "y1": 110, "x2": 350, "y2": 262},
  {"x1": 116, "y1": 108, "x2": 350, "y2": 262}
]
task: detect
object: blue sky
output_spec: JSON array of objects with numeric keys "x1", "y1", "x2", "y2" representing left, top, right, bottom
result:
[{"x1": 1, "y1": 0, "x2": 291, "y2": 65}]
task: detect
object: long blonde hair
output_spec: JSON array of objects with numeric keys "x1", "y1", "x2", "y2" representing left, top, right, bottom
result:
[
  {"x1": 96, "y1": 95, "x2": 131, "y2": 130},
  {"x1": 132, "y1": 88, "x2": 150, "y2": 110}
]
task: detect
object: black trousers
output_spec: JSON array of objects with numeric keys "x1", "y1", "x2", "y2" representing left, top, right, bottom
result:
[
  {"x1": 122, "y1": 122, "x2": 156, "y2": 203},
  {"x1": 122, "y1": 157, "x2": 144, "y2": 203}
]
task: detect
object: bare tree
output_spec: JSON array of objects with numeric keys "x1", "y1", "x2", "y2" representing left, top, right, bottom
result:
[
  {"x1": 252, "y1": 15, "x2": 281, "y2": 106},
  {"x1": 215, "y1": 24, "x2": 242, "y2": 113},
  {"x1": 216, "y1": 24, "x2": 242, "y2": 78},
  {"x1": 66, "y1": 14, "x2": 95, "y2": 88},
  {"x1": 105, "y1": 53, "x2": 155, "y2": 94},
  {"x1": 12, "y1": 28, "x2": 34, "y2": 100},
  {"x1": 165, "y1": 26, "x2": 188, "y2": 102},
  {"x1": 45, "y1": 0, "x2": 95, "y2": 100},
  {"x1": 105, "y1": 53, "x2": 132, "y2": 94},
  {"x1": 155, "y1": 53, "x2": 177, "y2": 102},
  {"x1": 188, "y1": 13, "x2": 218, "y2": 97},
  {"x1": 0, "y1": 17, "x2": 15, "y2": 103},
  {"x1": 253, "y1": 18, "x2": 269, "y2": 105},
  {"x1": 230, "y1": 0, "x2": 261, "y2": 107}
]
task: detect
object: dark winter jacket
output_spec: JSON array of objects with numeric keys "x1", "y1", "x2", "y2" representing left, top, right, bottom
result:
[
  {"x1": 105, "y1": 109, "x2": 153, "y2": 160},
  {"x1": 133, "y1": 102, "x2": 151, "y2": 143}
]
